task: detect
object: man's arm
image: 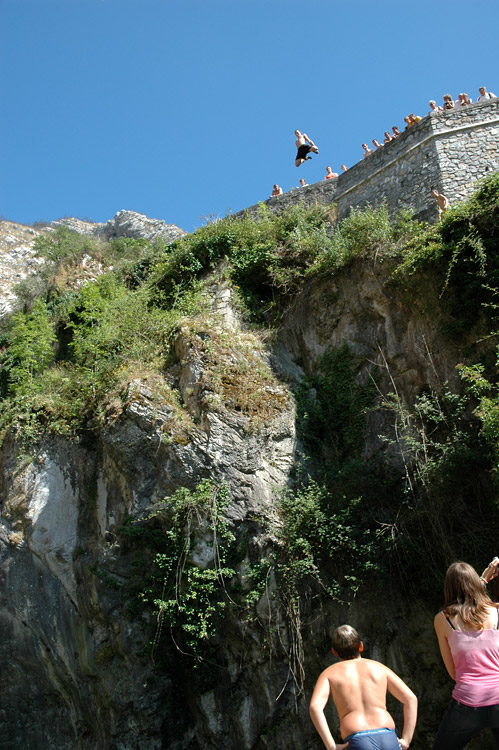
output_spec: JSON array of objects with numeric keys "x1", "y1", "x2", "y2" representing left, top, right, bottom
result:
[
  {"x1": 385, "y1": 667, "x2": 418, "y2": 750},
  {"x1": 309, "y1": 672, "x2": 348, "y2": 750},
  {"x1": 303, "y1": 133, "x2": 317, "y2": 148}
]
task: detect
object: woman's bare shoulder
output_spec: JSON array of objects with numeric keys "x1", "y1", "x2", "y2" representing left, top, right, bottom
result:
[{"x1": 434, "y1": 610, "x2": 447, "y2": 631}]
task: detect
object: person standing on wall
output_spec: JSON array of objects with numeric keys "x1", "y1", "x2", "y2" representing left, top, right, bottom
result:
[
  {"x1": 432, "y1": 189, "x2": 450, "y2": 220},
  {"x1": 478, "y1": 86, "x2": 497, "y2": 101}
]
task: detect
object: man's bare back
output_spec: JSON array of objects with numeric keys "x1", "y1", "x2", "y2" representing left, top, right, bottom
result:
[
  {"x1": 328, "y1": 658, "x2": 398, "y2": 737},
  {"x1": 310, "y1": 626, "x2": 417, "y2": 750},
  {"x1": 431, "y1": 189, "x2": 449, "y2": 217}
]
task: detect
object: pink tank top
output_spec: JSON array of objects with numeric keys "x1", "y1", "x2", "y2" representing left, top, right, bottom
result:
[{"x1": 448, "y1": 626, "x2": 499, "y2": 706}]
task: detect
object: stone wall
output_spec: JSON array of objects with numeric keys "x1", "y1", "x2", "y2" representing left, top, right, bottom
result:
[{"x1": 237, "y1": 99, "x2": 499, "y2": 224}]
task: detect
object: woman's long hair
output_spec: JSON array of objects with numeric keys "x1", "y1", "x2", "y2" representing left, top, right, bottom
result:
[{"x1": 443, "y1": 561, "x2": 495, "y2": 628}]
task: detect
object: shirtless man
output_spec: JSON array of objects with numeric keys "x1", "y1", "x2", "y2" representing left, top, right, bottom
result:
[
  {"x1": 432, "y1": 189, "x2": 449, "y2": 219},
  {"x1": 294, "y1": 129, "x2": 319, "y2": 167},
  {"x1": 361, "y1": 143, "x2": 373, "y2": 158},
  {"x1": 309, "y1": 625, "x2": 417, "y2": 750}
]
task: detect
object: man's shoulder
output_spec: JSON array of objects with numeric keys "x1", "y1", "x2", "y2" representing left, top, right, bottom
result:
[
  {"x1": 321, "y1": 661, "x2": 342, "y2": 676},
  {"x1": 358, "y1": 658, "x2": 391, "y2": 675},
  {"x1": 317, "y1": 660, "x2": 350, "y2": 683}
]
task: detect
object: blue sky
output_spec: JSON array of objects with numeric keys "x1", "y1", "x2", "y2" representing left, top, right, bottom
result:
[{"x1": 1, "y1": 0, "x2": 498, "y2": 233}]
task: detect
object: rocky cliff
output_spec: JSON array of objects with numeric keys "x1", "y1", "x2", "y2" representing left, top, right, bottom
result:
[
  {"x1": 0, "y1": 210, "x2": 185, "y2": 319},
  {"x1": 1, "y1": 179, "x2": 499, "y2": 750}
]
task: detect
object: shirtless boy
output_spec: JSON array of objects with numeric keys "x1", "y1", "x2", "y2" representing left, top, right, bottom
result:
[
  {"x1": 431, "y1": 189, "x2": 449, "y2": 219},
  {"x1": 309, "y1": 625, "x2": 417, "y2": 750},
  {"x1": 294, "y1": 129, "x2": 319, "y2": 167}
]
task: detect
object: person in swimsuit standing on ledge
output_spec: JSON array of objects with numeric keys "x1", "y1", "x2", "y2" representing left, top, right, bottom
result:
[
  {"x1": 309, "y1": 624, "x2": 418, "y2": 750},
  {"x1": 433, "y1": 559, "x2": 499, "y2": 749},
  {"x1": 294, "y1": 129, "x2": 319, "y2": 166}
]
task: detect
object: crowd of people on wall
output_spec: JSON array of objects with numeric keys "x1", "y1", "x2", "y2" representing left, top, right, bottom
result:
[
  {"x1": 270, "y1": 85, "x2": 497, "y2": 199},
  {"x1": 431, "y1": 85, "x2": 497, "y2": 112},
  {"x1": 361, "y1": 85, "x2": 497, "y2": 163}
]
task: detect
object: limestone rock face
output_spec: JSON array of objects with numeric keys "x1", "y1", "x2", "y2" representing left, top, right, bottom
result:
[
  {"x1": 0, "y1": 211, "x2": 184, "y2": 319},
  {"x1": 52, "y1": 210, "x2": 185, "y2": 245},
  {"x1": 278, "y1": 259, "x2": 473, "y2": 465},
  {"x1": 97, "y1": 209, "x2": 185, "y2": 244},
  {"x1": 0, "y1": 274, "x2": 300, "y2": 748},
  {"x1": 0, "y1": 253, "x2": 461, "y2": 749},
  {"x1": 0, "y1": 220, "x2": 45, "y2": 317}
]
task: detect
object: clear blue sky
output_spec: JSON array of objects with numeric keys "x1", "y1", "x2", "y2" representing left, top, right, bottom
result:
[{"x1": 1, "y1": 0, "x2": 498, "y2": 233}]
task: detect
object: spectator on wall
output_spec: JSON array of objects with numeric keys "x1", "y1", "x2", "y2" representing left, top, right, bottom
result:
[
  {"x1": 298, "y1": 178, "x2": 308, "y2": 188},
  {"x1": 443, "y1": 94, "x2": 455, "y2": 110},
  {"x1": 404, "y1": 115, "x2": 421, "y2": 129},
  {"x1": 325, "y1": 166, "x2": 338, "y2": 179},
  {"x1": 478, "y1": 86, "x2": 497, "y2": 101},
  {"x1": 429, "y1": 100, "x2": 443, "y2": 113},
  {"x1": 392, "y1": 125, "x2": 401, "y2": 137},
  {"x1": 372, "y1": 139, "x2": 383, "y2": 150},
  {"x1": 271, "y1": 184, "x2": 283, "y2": 197},
  {"x1": 362, "y1": 143, "x2": 373, "y2": 158},
  {"x1": 341, "y1": 164, "x2": 348, "y2": 172},
  {"x1": 383, "y1": 131, "x2": 392, "y2": 143}
]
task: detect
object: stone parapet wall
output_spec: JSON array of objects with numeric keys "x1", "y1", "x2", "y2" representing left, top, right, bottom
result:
[
  {"x1": 433, "y1": 100, "x2": 499, "y2": 205},
  {"x1": 236, "y1": 99, "x2": 499, "y2": 224}
]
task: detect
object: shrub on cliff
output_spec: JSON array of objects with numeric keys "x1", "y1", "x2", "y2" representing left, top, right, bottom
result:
[
  {"x1": 147, "y1": 203, "x2": 332, "y2": 318},
  {"x1": 2, "y1": 298, "x2": 56, "y2": 395},
  {"x1": 393, "y1": 172, "x2": 499, "y2": 334}
]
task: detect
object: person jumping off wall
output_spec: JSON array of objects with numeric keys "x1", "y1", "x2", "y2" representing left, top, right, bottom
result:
[{"x1": 294, "y1": 129, "x2": 319, "y2": 166}]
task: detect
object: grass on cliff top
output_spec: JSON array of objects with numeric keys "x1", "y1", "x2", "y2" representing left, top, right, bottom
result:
[{"x1": 1, "y1": 173, "x2": 499, "y2": 445}]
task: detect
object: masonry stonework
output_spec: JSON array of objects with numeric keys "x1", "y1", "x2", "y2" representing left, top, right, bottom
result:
[{"x1": 237, "y1": 99, "x2": 499, "y2": 225}]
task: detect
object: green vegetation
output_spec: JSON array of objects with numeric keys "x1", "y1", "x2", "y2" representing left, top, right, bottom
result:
[
  {"x1": 3, "y1": 174, "x2": 499, "y2": 698},
  {"x1": 0, "y1": 199, "x2": 414, "y2": 441},
  {"x1": 296, "y1": 343, "x2": 377, "y2": 484},
  {"x1": 392, "y1": 172, "x2": 499, "y2": 334},
  {"x1": 119, "y1": 481, "x2": 237, "y2": 660}
]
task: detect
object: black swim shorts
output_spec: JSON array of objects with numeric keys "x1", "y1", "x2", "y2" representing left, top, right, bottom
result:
[{"x1": 296, "y1": 143, "x2": 312, "y2": 160}]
